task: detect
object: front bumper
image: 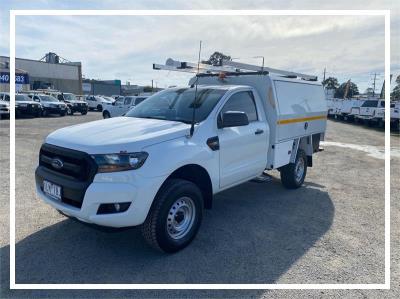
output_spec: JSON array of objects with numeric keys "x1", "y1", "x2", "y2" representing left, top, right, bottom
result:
[
  {"x1": 0, "y1": 107, "x2": 10, "y2": 115},
  {"x1": 16, "y1": 104, "x2": 42, "y2": 115},
  {"x1": 43, "y1": 107, "x2": 67, "y2": 114},
  {"x1": 35, "y1": 167, "x2": 165, "y2": 228},
  {"x1": 71, "y1": 104, "x2": 88, "y2": 113}
]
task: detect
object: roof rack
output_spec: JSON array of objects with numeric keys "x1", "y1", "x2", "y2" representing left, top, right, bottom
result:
[{"x1": 153, "y1": 58, "x2": 318, "y2": 81}]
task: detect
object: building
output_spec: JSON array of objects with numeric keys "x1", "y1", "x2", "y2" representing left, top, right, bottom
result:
[
  {"x1": 82, "y1": 79, "x2": 121, "y2": 96},
  {"x1": 0, "y1": 52, "x2": 82, "y2": 94}
]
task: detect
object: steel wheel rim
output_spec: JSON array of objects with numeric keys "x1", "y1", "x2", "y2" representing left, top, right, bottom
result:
[
  {"x1": 166, "y1": 196, "x2": 196, "y2": 240},
  {"x1": 295, "y1": 156, "x2": 305, "y2": 182}
]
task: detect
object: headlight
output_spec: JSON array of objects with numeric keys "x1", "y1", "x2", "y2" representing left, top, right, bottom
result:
[{"x1": 92, "y1": 152, "x2": 148, "y2": 173}]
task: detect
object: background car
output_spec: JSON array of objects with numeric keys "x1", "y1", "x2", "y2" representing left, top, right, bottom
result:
[
  {"x1": 57, "y1": 92, "x2": 88, "y2": 115},
  {"x1": 85, "y1": 95, "x2": 112, "y2": 111},
  {"x1": 0, "y1": 92, "x2": 10, "y2": 119},
  {"x1": 102, "y1": 95, "x2": 148, "y2": 118},
  {"x1": 29, "y1": 93, "x2": 67, "y2": 116},
  {"x1": 15, "y1": 94, "x2": 42, "y2": 117}
]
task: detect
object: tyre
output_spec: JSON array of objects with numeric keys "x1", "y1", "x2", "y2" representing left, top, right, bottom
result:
[
  {"x1": 280, "y1": 149, "x2": 307, "y2": 189},
  {"x1": 67, "y1": 107, "x2": 73, "y2": 115},
  {"x1": 81, "y1": 110, "x2": 88, "y2": 115},
  {"x1": 42, "y1": 109, "x2": 48, "y2": 117},
  {"x1": 60, "y1": 111, "x2": 66, "y2": 117},
  {"x1": 97, "y1": 105, "x2": 103, "y2": 112},
  {"x1": 103, "y1": 111, "x2": 111, "y2": 119},
  {"x1": 141, "y1": 179, "x2": 203, "y2": 253},
  {"x1": 36, "y1": 110, "x2": 41, "y2": 117}
]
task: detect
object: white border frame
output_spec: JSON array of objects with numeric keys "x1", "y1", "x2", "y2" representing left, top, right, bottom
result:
[{"x1": 9, "y1": 9, "x2": 390, "y2": 290}]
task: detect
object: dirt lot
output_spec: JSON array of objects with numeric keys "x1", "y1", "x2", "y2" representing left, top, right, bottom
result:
[{"x1": 0, "y1": 113, "x2": 399, "y2": 298}]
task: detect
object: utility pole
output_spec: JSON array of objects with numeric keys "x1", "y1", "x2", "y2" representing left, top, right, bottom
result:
[
  {"x1": 323, "y1": 68, "x2": 326, "y2": 82},
  {"x1": 372, "y1": 73, "x2": 377, "y2": 97},
  {"x1": 151, "y1": 79, "x2": 154, "y2": 92}
]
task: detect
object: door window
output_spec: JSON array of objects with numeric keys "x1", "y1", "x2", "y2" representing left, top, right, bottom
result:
[
  {"x1": 124, "y1": 98, "x2": 132, "y2": 105},
  {"x1": 220, "y1": 91, "x2": 258, "y2": 122},
  {"x1": 115, "y1": 98, "x2": 124, "y2": 105},
  {"x1": 135, "y1": 97, "x2": 146, "y2": 105}
]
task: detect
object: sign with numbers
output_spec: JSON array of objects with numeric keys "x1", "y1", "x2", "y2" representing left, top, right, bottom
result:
[{"x1": 0, "y1": 72, "x2": 30, "y2": 84}]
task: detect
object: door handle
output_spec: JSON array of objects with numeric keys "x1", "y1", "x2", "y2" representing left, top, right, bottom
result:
[{"x1": 255, "y1": 129, "x2": 264, "y2": 135}]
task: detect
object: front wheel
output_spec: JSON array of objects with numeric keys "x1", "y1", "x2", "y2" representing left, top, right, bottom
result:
[
  {"x1": 67, "y1": 107, "x2": 73, "y2": 115},
  {"x1": 280, "y1": 149, "x2": 307, "y2": 189},
  {"x1": 141, "y1": 179, "x2": 203, "y2": 253},
  {"x1": 103, "y1": 111, "x2": 111, "y2": 119}
]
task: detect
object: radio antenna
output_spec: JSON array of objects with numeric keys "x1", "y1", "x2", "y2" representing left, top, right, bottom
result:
[{"x1": 189, "y1": 40, "x2": 202, "y2": 137}]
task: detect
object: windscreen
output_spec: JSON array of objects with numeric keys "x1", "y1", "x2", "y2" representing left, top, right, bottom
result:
[
  {"x1": 15, "y1": 95, "x2": 30, "y2": 101},
  {"x1": 125, "y1": 88, "x2": 227, "y2": 124},
  {"x1": 40, "y1": 95, "x2": 59, "y2": 102},
  {"x1": 63, "y1": 93, "x2": 77, "y2": 101},
  {"x1": 362, "y1": 100, "x2": 378, "y2": 108}
]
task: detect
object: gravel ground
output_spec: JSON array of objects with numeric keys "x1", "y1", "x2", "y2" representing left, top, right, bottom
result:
[{"x1": 0, "y1": 113, "x2": 399, "y2": 298}]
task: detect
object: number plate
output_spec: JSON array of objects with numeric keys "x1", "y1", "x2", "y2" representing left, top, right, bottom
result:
[{"x1": 43, "y1": 180, "x2": 62, "y2": 200}]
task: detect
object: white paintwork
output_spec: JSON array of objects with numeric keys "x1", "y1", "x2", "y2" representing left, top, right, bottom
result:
[
  {"x1": 102, "y1": 96, "x2": 148, "y2": 118},
  {"x1": 391, "y1": 102, "x2": 400, "y2": 122},
  {"x1": 272, "y1": 140, "x2": 294, "y2": 168},
  {"x1": 0, "y1": 92, "x2": 10, "y2": 116},
  {"x1": 37, "y1": 74, "x2": 327, "y2": 228}
]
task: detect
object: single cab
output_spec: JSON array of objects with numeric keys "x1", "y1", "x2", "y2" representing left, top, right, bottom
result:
[{"x1": 35, "y1": 60, "x2": 327, "y2": 252}]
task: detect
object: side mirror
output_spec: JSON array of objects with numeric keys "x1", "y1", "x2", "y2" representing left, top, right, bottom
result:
[{"x1": 219, "y1": 111, "x2": 249, "y2": 128}]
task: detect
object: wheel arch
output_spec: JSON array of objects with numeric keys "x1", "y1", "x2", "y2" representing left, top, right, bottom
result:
[{"x1": 158, "y1": 164, "x2": 213, "y2": 209}]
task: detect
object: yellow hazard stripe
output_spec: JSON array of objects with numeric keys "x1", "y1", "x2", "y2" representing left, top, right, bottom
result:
[{"x1": 277, "y1": 115, "x2": 327, "y2": 125}]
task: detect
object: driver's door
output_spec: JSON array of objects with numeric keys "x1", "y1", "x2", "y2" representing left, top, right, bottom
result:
[{"x1": 218, "y1": 91, "x2": 268, "y2": 189}]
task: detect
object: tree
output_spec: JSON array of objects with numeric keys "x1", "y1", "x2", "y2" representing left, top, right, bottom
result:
[
  {"x1": 143, "y1": 86, "x2": 153, "y2": 92},
  {"x1": 365, "y1": 87, "x2": 375, "y2": 96},
  {"x1": 391, "y1": 75, "x2": 400, "y2": 100},
  {"x1": 202, "y1": 51, "x2": 231, "y2": 66},
  {"x1": 322, "y1": 77, "x2": 339, "y2": 90},
  {"x1": 334, "y1": 81, "x2": 360, "y2": 98}
]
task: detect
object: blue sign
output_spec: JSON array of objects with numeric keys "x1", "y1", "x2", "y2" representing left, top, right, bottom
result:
[{"x1": 0, "y1": 72, "x2": 29, "y2": 84}]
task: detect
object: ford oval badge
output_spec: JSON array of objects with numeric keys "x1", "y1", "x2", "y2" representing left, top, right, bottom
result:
[{"x1": 51, "y1": 158, "x2": 64, "y2": 169}]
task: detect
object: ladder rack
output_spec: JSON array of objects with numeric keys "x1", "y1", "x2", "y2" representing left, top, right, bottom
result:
[{"x1": 153, "y1": 58, "x2": 318, "y2": 81}]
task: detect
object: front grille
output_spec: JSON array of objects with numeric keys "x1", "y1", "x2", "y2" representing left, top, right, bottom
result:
[
  {"x1": 37, "y1": 143, "x2": 98, "y2": 209},
  {"x1": 39, "y1": 143, "x2": 97, "y2": 181}
]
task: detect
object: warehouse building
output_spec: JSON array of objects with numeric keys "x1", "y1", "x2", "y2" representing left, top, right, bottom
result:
[
  {"x1": 0, "y1": 53, "x2": 82, "y2": 94},
  {"x1": 82, "y1": 79, "x2": 121, "y2": 96}
]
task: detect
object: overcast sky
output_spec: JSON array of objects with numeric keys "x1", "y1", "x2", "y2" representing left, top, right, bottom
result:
[{"x1": 1, "y1": 0, "x2": 399, "y2": 93}]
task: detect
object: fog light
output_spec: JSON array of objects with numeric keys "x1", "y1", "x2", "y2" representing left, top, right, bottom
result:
[{"x1": 97, "y1": 202, "x2": 131, "y2": 214}]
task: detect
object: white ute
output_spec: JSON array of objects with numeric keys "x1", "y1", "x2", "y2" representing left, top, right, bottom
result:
[
  {"x1": 35, "y1": 59, "x2": 327, "y2": 252},
  {"x1": 102, "y1": 95, "x2": 148, "y2": 118}
]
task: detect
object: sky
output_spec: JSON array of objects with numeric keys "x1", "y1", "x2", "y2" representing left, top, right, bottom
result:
[{"x1": 1, "y1": 0, "x2": 399, "y2": 93}]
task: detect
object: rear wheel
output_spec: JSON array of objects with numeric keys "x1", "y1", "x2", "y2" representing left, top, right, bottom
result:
[
  {"x1": 280, "y1": 149, "x2": 307, "y2": 189},
  {"x1": 141, "y1": 179, "x2": 203, "y2": 253},
  {"x1": 81, "y1": 110, "x2": 88, "y2": 115},
  {"x1": 103, "y1": 111, "x2": 111, "y2": 119}
]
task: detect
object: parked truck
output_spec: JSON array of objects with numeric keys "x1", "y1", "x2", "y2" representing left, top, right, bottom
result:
[{"x1": 35, "y1": 59, "x2": 327, "y2": 252}]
